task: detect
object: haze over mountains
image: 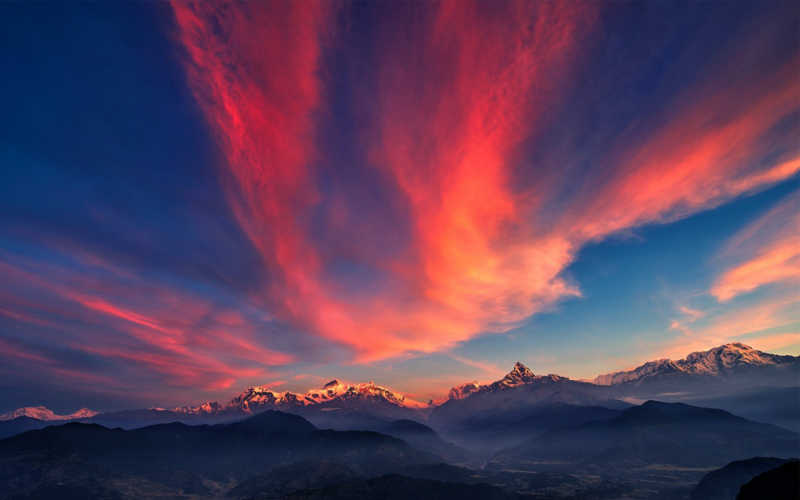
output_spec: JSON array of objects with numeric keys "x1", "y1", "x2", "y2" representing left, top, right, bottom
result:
[
  {"x1": 491, "y1": 401, "x2": 798, "y2": 469},
  {"x1": 2, "y1": 343, "x2": 797, "y2": 431},
  {"x1": 0, "y1": 404, "x2": 796, "y2": 499},
  {"x1": 1, "y1": 343, "x2": 797, "y2": 499}
]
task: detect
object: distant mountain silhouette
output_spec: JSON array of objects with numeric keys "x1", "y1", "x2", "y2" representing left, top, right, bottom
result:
[
  {"x1": 0, "y1": 410, "x2": 437, "y2": 499},
  {"x1": 84, "y1": 407, "x2": 231, "y2": 428},
  {"x1": 689, "y1": 386, "x2": 800, "y2": 432},
  {"x1": 493, "y1": 401, "x2": 800, "y2": 470},
  {"x1": 434, "y1": 400, "x2": 624, "y2": 451},
  {"x1": 2, "y1": 343, "x2": 795, "y2": 444},
  {"x1": 375, "y1": 419, "x2": 467, "y2": 462},
  {"x1": 430, "y1": 363, "x2": 627, "y2": 450},
  {"x1": 295, "y1": 408, "x2": 466, "y2": 462},
  {"x1": 736, "y1": 460, "x2": 800, "y2": 500}
]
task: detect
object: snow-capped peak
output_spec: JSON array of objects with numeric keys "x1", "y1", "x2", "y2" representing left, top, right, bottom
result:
[
  {"x1": 682, "y1": 343, "x2": 777, "y2": 372},
  {"x1": 502, "y1": 362, "x2": 536, "y2": 385},
  {"x1": 447, "y1": 362, "x2": 571, "y2": 400},
  {"x1": 0, "y1": 406, "x2": 98, "y2": 421},
  {"x1": 305, "y1": 380, "x2": 428, "y2": 409},
  {"x1": 593, "y1": 343, "x2": 798, "y2": 385},
  {"x1": 175, "y1": 378, "x2": 427, "y2": 415},
  {"x1": 448, "y1": 381, "x2": 482, "y2": 400}
]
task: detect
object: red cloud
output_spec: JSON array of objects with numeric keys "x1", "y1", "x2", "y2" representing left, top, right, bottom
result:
[
  {"x1": 171, "y1": 0, "x2": 592, "y2": 360},
  {"x1": 0, "y1": 249, "x2": 291, "y2": 393},
  {"x1": 171, "y1": 1, "x2": 799, "y2": 363},
  {"x1": 566, "y1": 57, "x2": 800, "y2": 241}
]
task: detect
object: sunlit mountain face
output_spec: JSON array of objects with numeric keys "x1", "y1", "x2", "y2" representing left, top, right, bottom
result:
[{"x1": 1, "y1": 0, "x2": 799, "y2": 469}]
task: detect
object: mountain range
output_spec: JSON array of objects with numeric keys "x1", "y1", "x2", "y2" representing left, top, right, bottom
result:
[
  {"x1": 2, "y1": 343, "x2": 797, "y2": 441},
  {"x1": 593, "y1": 343, "x2": 797, "y2": 385},
  {"x1": 172, "y1": 379, "x2": 428, "y2": 417},
  {"x1": 1, "y1": 402, "x2": 796, "y2": 499}
]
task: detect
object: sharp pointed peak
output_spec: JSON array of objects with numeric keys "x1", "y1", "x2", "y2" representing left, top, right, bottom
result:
[{"x1": 508, "y1": 361, "x2": 534, "y2": 377}]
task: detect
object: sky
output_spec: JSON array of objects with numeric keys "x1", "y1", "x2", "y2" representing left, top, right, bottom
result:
[{"x1": 1, "y1": 0, "x2": 798, "y2": 412}]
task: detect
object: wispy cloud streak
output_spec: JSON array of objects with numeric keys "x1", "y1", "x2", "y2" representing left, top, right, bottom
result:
[{"x1": 170, "y1": 0, "x2": 800, "y2": 363}]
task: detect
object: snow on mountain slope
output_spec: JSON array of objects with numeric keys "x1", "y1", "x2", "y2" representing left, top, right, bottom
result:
[
  {"x1": 593, "y1": 343, "x2": 799, "y2": 385},
  {"x1": 448, "y1": 381, "x2": 482, "y2": 400},
  {"x1": 175, "y1": 379, "x2": 427, "y2": 416},
  {"x1": 0, "y1": 406, "x2": 98, "y2": 421},
  {"x1": 446, "y1": 362, "x2": 571, "y2": 400},
  {"x1": 8, "y1": 344, "x2": 795, "y2": 425}
]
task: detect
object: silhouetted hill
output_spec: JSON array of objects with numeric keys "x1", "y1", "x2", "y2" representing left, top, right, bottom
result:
[
  {"x1": 736, "y1": 460, "x2": 800, "y2": 500},
  {"x1": 0, "y1": 416, "x2": 51, "y2": 439},
  {"x1": 433, "y1": 400, "x2": 625, "y2": 451},
  {"x1": 690, "y1": 386, "x2": 800, "y2": 432},
  {"x1": 295, "y1": 408, "x2": 467, "y2": 462},
  {"x1": 691, "y1": 457, "x2": 792, "y2": 500},
  {"x1": 228, "y1": 460, "x2": 362, "y2": 499},
  {"x1": 493, "y1": 401, "x2": 800, "y2": 470},
  {"x1": 229, "y1": 409, "x2": 316, "y2": 434},
  {"x1": 85, "y1": 407, "x2": 234, "y2": 429},
  {"x1": 283, "y1": 474, "x2": 526, "y2": 500},
  {"x1": 0, "y1": 410, "x2": 438, "y2": 498}
]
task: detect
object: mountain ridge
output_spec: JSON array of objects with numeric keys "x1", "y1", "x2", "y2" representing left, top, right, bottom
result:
[
  {"x1": 447, "y1": 361, "x2": 571, "y2": 401},
  {"x1": 3, "y1": 343, "x2": 797, "y2": 429},
  {"x1": 0, "y1": 405, "x2": 97, "y2": 422},
  {"x1": 593, "y1": 343, "x2": 798, "y2": 386},
  {"x1": 172, "y1": 379, "x2": 429, "y2": 419}
]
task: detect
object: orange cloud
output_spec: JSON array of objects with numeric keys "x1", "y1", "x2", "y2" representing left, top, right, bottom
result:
[
  {"x1": 171, "y1": 0, "x2": 592, "y2": 360},
  {"x1": 170, "y1": 0, "x2": 331, "y2": 299},
  {"x1": 565, "y1": 56, "x2": 800, "y2": 241},
  {"x1": 663, "y1": 291, "x2": 800, "y2": 359},
  {"x1": 712, "y1": 190, "x2": 800, "y2": 301},
  {"x1": 171, "y1": 0, "x2": 800, "y2": 363}
]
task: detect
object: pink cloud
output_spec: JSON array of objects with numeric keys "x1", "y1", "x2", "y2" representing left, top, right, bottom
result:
[
  {"x1": 0, "y1": 247, "x2": 293, "y2": 394},
  {"x1": 712, "y1": 190, "x2": 800, "y2": 301},
  {"x1": 170, "y1": 0, "x2": 800, "y2": 363}
]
